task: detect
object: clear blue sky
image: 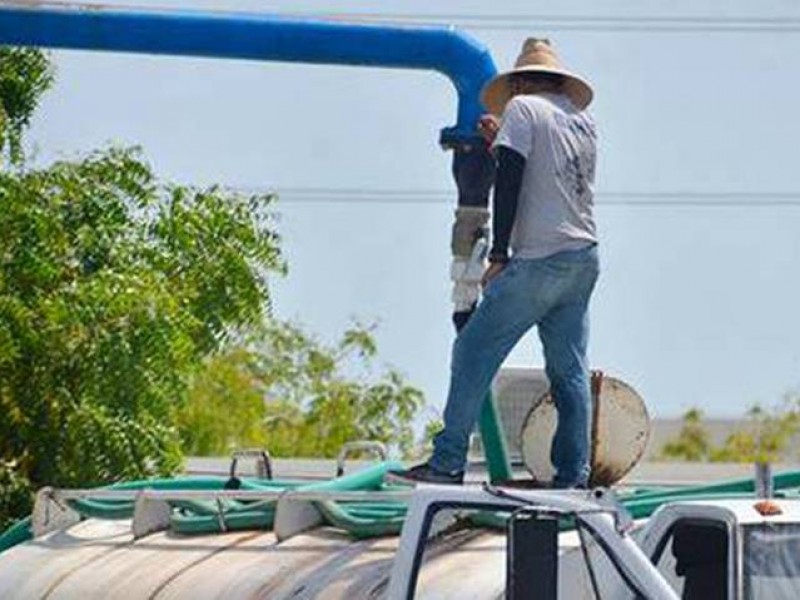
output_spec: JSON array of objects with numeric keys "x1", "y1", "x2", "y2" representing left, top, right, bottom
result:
[{"x1": 27, "y1": 0, "x2": 800, "y2": 426}]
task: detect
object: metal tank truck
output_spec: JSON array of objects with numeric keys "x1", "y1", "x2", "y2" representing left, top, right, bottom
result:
[
  {"x1": 2, "y1": 449, "x2": 800, "y2": 599},
  {"x1": 2, "y1": 4, "x2": 800, "y2": 598}
]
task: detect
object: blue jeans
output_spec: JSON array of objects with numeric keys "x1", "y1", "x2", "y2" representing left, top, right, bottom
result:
[{"x1": 431, "y1": 244, "x2": 600, "y2": 486}]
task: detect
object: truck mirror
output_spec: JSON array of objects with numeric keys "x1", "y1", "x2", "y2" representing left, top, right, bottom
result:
[{"x1": 507, "y1": 510, "x2": 558, "y2": 600}]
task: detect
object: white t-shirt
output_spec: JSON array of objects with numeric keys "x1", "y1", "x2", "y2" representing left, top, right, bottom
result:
[{"x1": 492, "y1": 93, "x2": 598, "y2": 260}]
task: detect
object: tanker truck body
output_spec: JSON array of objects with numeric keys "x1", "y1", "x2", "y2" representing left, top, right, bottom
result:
[{"x1": 3, "y1": 477, "x2": 800, "y2": 599}]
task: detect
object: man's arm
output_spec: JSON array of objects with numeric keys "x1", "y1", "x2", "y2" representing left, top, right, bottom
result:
[{"x1": 489, "y1": 145, "x2": 526, "y2": 264}]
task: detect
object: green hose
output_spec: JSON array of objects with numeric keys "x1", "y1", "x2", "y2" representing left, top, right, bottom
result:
[
  {"x1": 622, "y1": 469, "x2": 800, "y2": 503},
  {"x1": 465, "y1": 472, "x2": 800, "y2": 532},
  {"x1": 6, "y1": 466, "x2": 800, "y2": 552},
  {"x1": 170, "y1": 461, "x2": 405, "y2": 536},
  {"x1": 315, "y1": 500, "x2": 406, "y2": 539},
  {"x1": 66, "y1": 498, "x2": 137, "y2": 520},
  {"x1": 171, "y1": 505, "x2": 278, "y2": 534},
  {"x1": 0, "y1": 516, "x2": 32, "y2": 553},
  {"x1": 62, "y1": 476, "x2": 307, "y2": 522},
  {"x1": 0, "y1": 464, "x2": 412, "y2": 550}
]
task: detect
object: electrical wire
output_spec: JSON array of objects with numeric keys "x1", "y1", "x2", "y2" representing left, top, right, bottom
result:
[
  {"x1": 226, "y1": 186, "x2": 800, "y2": 208},
  {"x1": 312, "y1": 12, "x2": 800, "y2": 34},
  {"x1": 9, "y1": 2, "x2": 800, "y2": 34}
]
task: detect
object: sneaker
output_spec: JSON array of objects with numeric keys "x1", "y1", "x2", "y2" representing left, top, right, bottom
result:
[{"x1": 386, "y1": 462, "x2": 464, "y2": 486}]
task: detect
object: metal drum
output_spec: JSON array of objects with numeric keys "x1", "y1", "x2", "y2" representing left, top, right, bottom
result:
[{"x1": 520, "y1": 374, "x2": 650, "y2": 487}]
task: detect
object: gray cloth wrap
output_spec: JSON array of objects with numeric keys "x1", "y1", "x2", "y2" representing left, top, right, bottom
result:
[{"x1": 451, "y1": 207, "x2": 490, "y2": 258}]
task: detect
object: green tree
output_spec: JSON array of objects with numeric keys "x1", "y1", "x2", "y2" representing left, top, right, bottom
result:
[
  {"x1": 0, "y1": 146, "x2": 283, "y2": 529},
  {"x1": 0, "y1": 47, "x2": 425, "y2": 534},
  {"x1": 710, "y1": 402, "x2": 800, "y2": 463},
  {"x1": 660, "y1": 408, "x2": 711, "y2": 461},
  {"x1": 0, "y1": 48, "x2": 54, "y2": 165},
  {"x1": 660, "y1": 397, "x2": 800, "y2": 464},
  {"x1": 176, "y1": 348, "x2": 269, "y2": 456},
  {"x1": 0, "y1": 46, "x2": 56, "y2": 529},
  {"x1": 178, "y1": 322, "x2": 424, "y2": 458}
]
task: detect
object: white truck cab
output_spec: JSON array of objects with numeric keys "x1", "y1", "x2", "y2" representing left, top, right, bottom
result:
[
  {"x1": 636, "y1": 499, "x2": 800, "y2": 600},
  {"x1": 387, "y1": 486, "x2": 800, "y2": 600}
]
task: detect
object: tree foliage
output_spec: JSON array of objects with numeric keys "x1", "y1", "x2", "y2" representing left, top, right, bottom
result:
[
  {"x1": 0, "y1": 47, "x2": 54, "y2": 165},
  {"x1": 0, "y1": 142, "x2": 424, "y2": 529},
  {"x1": 0, "y1": 48, "x2": 426, "y2": 534},
  {"x1": 709, "y1": 402, "x2": 800, "y2": 463},
  {"x1": 660, "y1": 408, "x2": 711, "y2": 462},
  {"x1": 0, "y1": 147, "x2": 283, "y2": 528},
  {"x1": 178, "y1": 322, "x2": 424, "y2": 458},
  {"x1": 660, "y1": 397, "x2": 800, "y2": 463}
]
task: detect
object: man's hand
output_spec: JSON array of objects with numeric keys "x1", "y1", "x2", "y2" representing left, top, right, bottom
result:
[
  {"x1": 478, "y1": 114, "x2": 500, "y2": 145},
  {"x1": 481, "y1": 261, "x2": 506, "y2": 289}
]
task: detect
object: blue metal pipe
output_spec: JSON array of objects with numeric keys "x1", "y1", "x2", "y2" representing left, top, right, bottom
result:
[{"x1": 0, "y1": 4, "x2": 496, "y2": 145}]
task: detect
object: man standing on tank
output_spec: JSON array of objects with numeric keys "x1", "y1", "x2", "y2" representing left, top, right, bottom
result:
[{"x1": 391, "y1": 38, "x2": 600, "y2": 489}]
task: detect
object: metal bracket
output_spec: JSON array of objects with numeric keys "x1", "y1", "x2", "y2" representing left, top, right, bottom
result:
[
  {"x1": 215, "y1": 497, "x2": 229, "y2": 533},
  {"x1": 31, "y1": 487, "x2": 81, "y2": 538},
  {"x1": 131, "y1": 489, "x2": 171, "y2": 539},
  {"x1": 273, "y1": 490, "x2": 323, "y2": 542},
  {"x1": 229, "y1": 448, "x2": 273, "y2": 480},
  {"x1": 335, "y1": 441, "x2": 388, "y2": 477}
]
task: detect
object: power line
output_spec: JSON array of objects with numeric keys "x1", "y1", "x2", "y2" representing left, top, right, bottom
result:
[
  {"x1": 274, "y1": 199, "x2": 800, "y2": 208},
  {"x1": 16, "y1": 3, "x2": 800, "y2": 34},
  {"x1": 229, "y1": 186, "x2": 800, "y2": 207},
  {"x1": 315, "y1": 12, "x2": 800, "y2": 34}
]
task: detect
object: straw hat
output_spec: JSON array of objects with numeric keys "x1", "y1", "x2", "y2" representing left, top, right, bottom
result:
[{"x1": 481, "y1": 38, "x2": 594, "y2": 115}]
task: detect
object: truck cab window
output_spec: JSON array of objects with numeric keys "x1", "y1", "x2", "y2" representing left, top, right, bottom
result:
[
  {"x1": 744, "y1": 523, "x2": 800, "y2": 599},
  {"x1": 651, "y1": 520, "x2": 729, "y2": 600}
]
